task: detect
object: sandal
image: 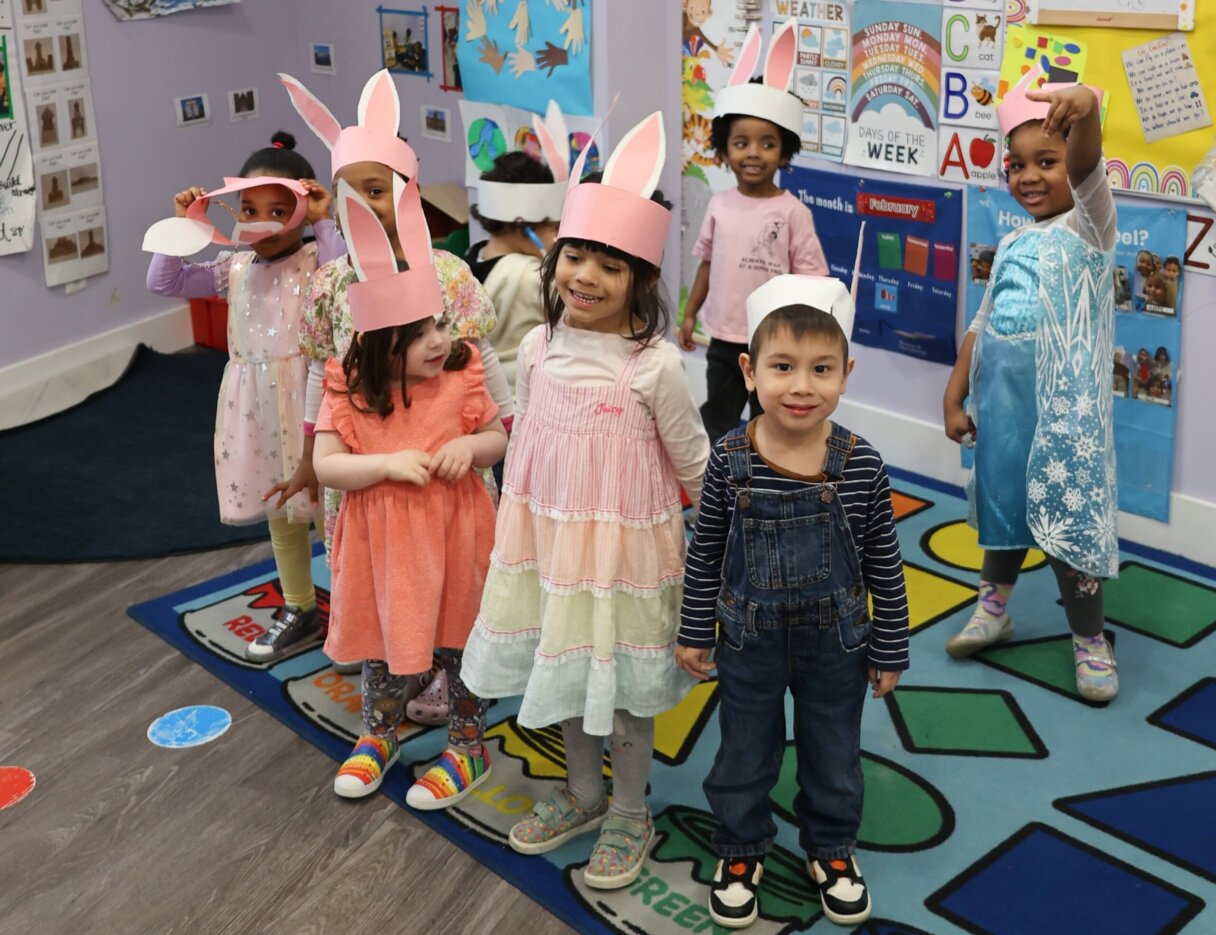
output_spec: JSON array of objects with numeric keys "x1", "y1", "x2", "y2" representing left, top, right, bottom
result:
[
  {"x1": 583, "y1": 813, "x2": 655, "y2": 890},
  {"x1": 406, "y1": 666, "x2": 449, "y2": 725},
  {"x1": 508, "y1": 787, "x2": 610, "y2": 855}
]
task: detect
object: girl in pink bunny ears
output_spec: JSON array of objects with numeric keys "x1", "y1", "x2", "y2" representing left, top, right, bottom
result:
[
  {"x1": 283, "y1": 69, "x2": 511, "y2": 716},
  {"x1": 312, "y1": 140, "x2": 508, "y2": 808},
  {"x1": 461, "y1": 112, "x2": 710, "y2": 889}
]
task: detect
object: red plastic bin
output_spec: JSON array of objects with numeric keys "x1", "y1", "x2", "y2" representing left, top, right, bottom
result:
[{"x1": 189, "y1": 297, "x2": 229, "y2": 353}]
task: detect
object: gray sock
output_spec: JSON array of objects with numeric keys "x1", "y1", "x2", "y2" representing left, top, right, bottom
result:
[
  {"x1": 560, "y1": 717, "x2": 607, "y2": 811},
  {"x1": 606, "y1": 711, "x2": 654, "y2": 823}
]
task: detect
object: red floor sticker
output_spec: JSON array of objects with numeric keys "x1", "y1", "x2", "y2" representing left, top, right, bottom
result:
[{"x1": 0, "y1": 767, "x2": 36, "y2": 810}]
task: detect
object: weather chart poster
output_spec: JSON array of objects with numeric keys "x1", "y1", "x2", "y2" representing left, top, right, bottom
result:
[
  {"x1": 844, "y1": 0, "x2": 942, "y2": 178},
  {"x1": 966, "y1": 187, "x2": 1187, "y2": 520},
  {"x1": 783, "y1": 163, "x2": 962, "y2": 365},
  {"x1": 774, "y1": 2, "x2": 851, "y2": 162}
]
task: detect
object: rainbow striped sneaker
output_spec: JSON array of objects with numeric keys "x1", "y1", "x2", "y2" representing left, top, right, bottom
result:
[
  {"x1": 333, "y1": 735, "x2": 399, "y2": 799},
  {"x1": 405, "y1": 747, "x2": 492, "y2": 810}
]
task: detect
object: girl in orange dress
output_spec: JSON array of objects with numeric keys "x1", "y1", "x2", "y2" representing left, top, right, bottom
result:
[{"x1": 313, "y1": 154, "x2": 507, "y2": 808}]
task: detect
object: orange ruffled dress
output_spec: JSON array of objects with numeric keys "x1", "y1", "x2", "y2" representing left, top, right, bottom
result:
[{"x1": 316, "y1": 348, "x2": 498, "y2": 675}]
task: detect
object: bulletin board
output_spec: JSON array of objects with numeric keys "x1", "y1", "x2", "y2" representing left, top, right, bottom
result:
[{"x1": 1005, "y1": 2, "x2": 1216, "y2": 201}]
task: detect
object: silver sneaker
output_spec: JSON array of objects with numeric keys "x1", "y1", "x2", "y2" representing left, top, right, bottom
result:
[
  {"x1": 245, "y1": 605, "x2": 322, "y2": 662},
  {"x1": 945, "y1": 612, "x2": 1013, "y2": 659}
]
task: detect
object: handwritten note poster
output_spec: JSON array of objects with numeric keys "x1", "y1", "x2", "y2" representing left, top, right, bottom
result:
[
  {"x1": 1122, "y1": 33, "x2": 1211, "y2": 144},
  {"x1": 0, "y1": 0, "x2": 36, "y2": 255}
]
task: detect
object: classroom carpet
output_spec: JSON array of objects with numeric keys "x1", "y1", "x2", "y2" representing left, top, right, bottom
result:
[
  {"x1": 1, "y1": 345, "x2": 267, "y2": 562},
  {"x1": 127, "y1": 475, "x2": 1216, "y2": 934}
]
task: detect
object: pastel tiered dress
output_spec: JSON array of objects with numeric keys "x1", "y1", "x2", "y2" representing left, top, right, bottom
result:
[
  {"x1": 214, "y1": 246, "x2": 319, "y2": 525},
  {"x1": 462, "y1": 326, "x2": 697, "y2": 736},
  {"x1": 317, "y1": 348, "x2": 498, "y2": 675}
]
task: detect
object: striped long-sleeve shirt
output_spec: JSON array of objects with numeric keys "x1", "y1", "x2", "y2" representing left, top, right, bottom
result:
[{"x1": 678, "y1": 428, "x2": 910, "y2": 671}]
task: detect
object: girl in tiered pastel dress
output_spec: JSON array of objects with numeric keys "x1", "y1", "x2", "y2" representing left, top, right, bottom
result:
[{"x1": 462, "y1": 113, "x2": 710, "y2": 889}]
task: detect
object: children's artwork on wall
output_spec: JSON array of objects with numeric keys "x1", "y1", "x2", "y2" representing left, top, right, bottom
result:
[
  {"x1": 456, "y1": 0, "x2": 592, "y2": 116},
  {"x1": 0, "y1": 3, "x2": 37, "y2": 256},
  {"x1": 228, "y1": 87, "x2": 257, "y2": 122},
  {"x1": 843, "y1": 0, "x2": 942, "y2": 178},
  {"x1": 1028, "y1": 0, "x2": 1194, "y2": 31},
  {"x1": 458, "y1": 97, "x2": 598, "y2": 186},
  {"x1": 380, "y1": 6, "x2": 431, "y2": 80},
  {"x1": 437, "y1": 5, "x2": 461, "y2": 91},
  {"x1": 420, "y1": 104, "x2": 451, "y2": 142},
  {"x1": 310, "y1": 41, "x2": 335, "y2": 75},
  {"x1": 938, "y1": 4, "x2": 1004, "y2": 187},
  {"x1": 966, "y1": 187, "x2": 1186, "y2": 520},
  {"x1": 102, "y1": 0, "x2": 238, "y2": 20},
  {"x1": 781, "y1": 4, "x2": 850, "y2": 162},
  {"x1": 174, "y1": 92, "x2": 209, "y2": 128},
  {"x1": 1121, "y1": 34, "x2": 1210, "y2": 145},
  {"x1": 782, "y1": 164, "x2": 962, "y2": 365}
]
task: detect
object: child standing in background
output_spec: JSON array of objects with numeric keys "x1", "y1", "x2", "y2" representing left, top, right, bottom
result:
[
  {"x1": 462, "y1": 113, "x2": 710, "y2": 889},
  {"x1": 145, "y1": 132, "x2": 340, "y2": 663},
  {"x1": 282, "y1": 70, "x2": 508, "y2": 711},
  {"x1": 679, "y1": 21, "x2": 828, "y2": 444},
  {"x1": 942, "y1": 72, "x2": 1120, "y2": 701},
  {"x1": 314, "y1": 167, "x2": 505, "y2": 805},
  {"x1": 678, "y1": 276, "x2": 908, "y2": 929}
]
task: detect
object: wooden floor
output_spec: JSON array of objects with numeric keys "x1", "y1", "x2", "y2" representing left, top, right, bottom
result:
[{"x1": 0, "y1": 543, "x2": 575, "y2": 935}]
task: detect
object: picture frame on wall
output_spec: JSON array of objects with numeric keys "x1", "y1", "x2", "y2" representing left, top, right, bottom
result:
[
  {"x1": 174, "y1": 93, "x2": 210, "y2": 128},
  {"x1": 437, "y1": 5, "x2": 461, "y2": 91},
  {"x1": 229, "y1": 87, "x2": 258, "y2": 122},
  {"x1": 380, "y1": 7, "x2": 432, "y2": 80},
  {"x1": 311, "y1": 41, "x2": 336, "y2": 75},
  {"x1": 420, "y1": 104, "x2": 451, "y2": 142}
]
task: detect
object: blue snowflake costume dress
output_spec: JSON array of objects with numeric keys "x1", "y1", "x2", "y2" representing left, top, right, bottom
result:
[{"x1": 966, "y1": 161, "x2": 1119, "y2": 579}]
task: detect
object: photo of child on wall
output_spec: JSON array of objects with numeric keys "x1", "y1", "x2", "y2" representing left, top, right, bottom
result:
[
  {"x1": 969, "y1": 243, "x2": 995, "y2": 283},
  {"x1": 1130, "y1": 248, "x2": 1181, "y2": 317}
]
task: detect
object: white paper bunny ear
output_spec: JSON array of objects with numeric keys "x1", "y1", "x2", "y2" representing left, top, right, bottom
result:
[
  {"x1": 534, "y1": 99, "x2": 570, "y2": 183},
  {"x1": 557, "y1": 109, "x2": 671, "y2": 267},
  {"x1": 357, "y1": 69, "x2": 402, "y2": 137},
  {"x1": 337, "y1": 176, "x2": 443, "y2": 332},
  {"x1": 279, "y1": 73, "x2": 342, "y2": 151},
  {"x1": 727, "y1": 24, "x2": 762, "y2": 87},
  {"x1": 764, "y1": 19, "x2": 798, "y2": 93},
  {"x1": 602, "y1": 110, "x2": 664, "y2": 199},
  {"x1": 713, "y1": 21, "x2": 803, "y2": 137},
  {"x1": 851, "y1": 221, "x2": 866, "y2": 307}
]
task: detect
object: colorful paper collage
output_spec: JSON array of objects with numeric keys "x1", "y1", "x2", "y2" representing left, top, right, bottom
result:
[
  {"x1": 938, "y1": 4, "x2": 1005, "y2": 187},
  {"x1": 783, "y1": 163, "x2": 962, "y2": 364},
  {"x1": 844, "y1": 0, "x2": 942, "y2": 178},
  {"x1": 457, "y1": 98, "x2": 598, "y2": 188},
  {"x1": 965, "y1": 189, "x2": 1187, "y2": 520}
]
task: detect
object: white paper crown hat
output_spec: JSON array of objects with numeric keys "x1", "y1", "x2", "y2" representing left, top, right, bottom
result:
[
  {"x1": 476, "y1": 100, "x2": 570, "y2": 224},
  {"x1": 713, "y1": 21, "x2": 803, "y2": 138},
  {"x1": 746, "y1": 223, "x2": 866, "y2": 343}
]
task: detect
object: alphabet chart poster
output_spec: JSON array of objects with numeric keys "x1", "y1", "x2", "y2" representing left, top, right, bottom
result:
[
  {"x1": 843, "y1": 0, "x2": 942, "y2": 178},
  {"x1": 938, "y1": 3, "x2": 1005, "y2": 187},
  {"x1": 1121, "y1": 33, "x2": 1211, "y2": 144}
]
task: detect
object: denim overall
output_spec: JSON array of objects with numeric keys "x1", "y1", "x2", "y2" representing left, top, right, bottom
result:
[{"x1": 704, "y1": 423, "x2": 871, "y2": 861}]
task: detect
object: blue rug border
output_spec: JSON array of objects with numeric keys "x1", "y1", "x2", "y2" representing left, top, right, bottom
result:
[{"x1": 127, "y1": 546, "x2": 616, "y2": 935}]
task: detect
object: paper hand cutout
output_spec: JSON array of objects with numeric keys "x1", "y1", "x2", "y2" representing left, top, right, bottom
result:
[
  {"x1": 479, "y1": 36, "x2": 506, "y2": 74},
  {"x1": 484, "y1": 0, "x2": 501, "y2": 14},
  {"x1": 465, "y1": 0, "x2": 487, "y2": 41},
  {"x1": 509, "y1": 0, "x2": 529, "y2": 46},
  {"x1": 560, "y1": 7, "x2": 585, "y2": 55},
  {"x1": 545, "y1": 0, "x2": 571, "y2": 9},
  {"x1": 536, "y1": 41, "x2": 567, "y2": 76},
  {"x1": 510, "y1": 46, "x2": 536, "y2": 78}
]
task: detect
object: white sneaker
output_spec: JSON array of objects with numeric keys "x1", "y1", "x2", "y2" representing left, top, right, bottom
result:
[{"x1": 945, "y1": 612, "x2": 1013, "y2": 659}]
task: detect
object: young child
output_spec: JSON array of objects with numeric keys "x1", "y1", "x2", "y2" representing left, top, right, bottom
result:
[
  {"x1": 466, "y1": 101, "x2": 570, "y2": 394},
  {"x1": 942, "y1": 70, "x2": 1119, "y2": 701},
  {"x1": 678, "y1": 275, "x2": 908, "y2": 929},
  {"x1": 461, "y1": 113, "x2": 710, "y2": 889},
  {"x1": 312, "y1": 154, "x2": 507, "y2": 806},
  {"x1": 283, "y1": 70, "x2": 509, "y2": 708},
  {"x1": 145, "y1": 132, "x2": 340, "y2": 662},
  {"x1": 1162, "y1": 255, "x2": 1181, "y2": 284},
  {"x1": 678, "y1": 21, "x2": 828, "y2": 444}
]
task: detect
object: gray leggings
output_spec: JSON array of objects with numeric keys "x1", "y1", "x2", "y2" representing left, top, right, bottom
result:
[
  {"x1": 561, "y1": 711, "x2": 654, "y2": 823},
  {"x1": 981, "y1": 549, "x2": 1105, "y2": 638}
]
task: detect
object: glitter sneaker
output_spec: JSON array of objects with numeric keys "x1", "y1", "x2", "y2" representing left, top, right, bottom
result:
[
  {"x1": 245, "y1": 604, "x2": 322, "y2": 662},
  {"x1": 945, "y1": 612, "x2": 1013, "y2": 659}
]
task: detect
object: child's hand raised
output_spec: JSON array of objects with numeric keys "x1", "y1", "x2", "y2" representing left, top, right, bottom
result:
[
  {"x1": 1025, "y1": 84, "x2": 1098, "y2": 137},
  {"x1": 173, "y1": 187, "x2": 207, "y2": 218},
  {"x1": 385, "y1": 449, "x2": 432, "y2": 485},
  {"x1": 300, "y1": 179, "x2": 332, "y2": 225},
  {"x1": 430, "y1": 437, "x2": 475, "y2": 481},
  {"x1": 676, "y1": 645, "x2": 717, "y2": 681}
]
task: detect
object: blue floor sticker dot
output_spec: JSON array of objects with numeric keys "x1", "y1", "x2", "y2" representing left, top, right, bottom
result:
[{"x1": 147, "y1": 705, "x2": 232, "y2": 748}]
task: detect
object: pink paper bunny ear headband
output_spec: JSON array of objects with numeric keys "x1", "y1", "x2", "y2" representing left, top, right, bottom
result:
[
  {"x1": 477, "y1": 99, "x2": 570, "y2": 224},
  {"x1": 279, "y1": 69, "x2": 419, "y2": 182},
  {"x1": 745, "y1": 222, "x2": 865, "y2": 343},
  {"x1": 996, "y1": 64, "x2": 1105, "y2": 139},
  {"x1": 557, "y1": 110, "x2": 671, "y2": 268},
  {"x1": 141, "y1": 176, "x2": 308, "y2": 257},
  {"x1": 713, "y1": 20, "x2": 803, "y2": 138},
  {"x1": 336, "y1": 174, "x2": 444, "y2": 333}
]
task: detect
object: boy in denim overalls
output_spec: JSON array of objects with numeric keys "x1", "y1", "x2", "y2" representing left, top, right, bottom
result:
[{"x1": 677, "y1": 275, "x2": 910, "y2": 929}]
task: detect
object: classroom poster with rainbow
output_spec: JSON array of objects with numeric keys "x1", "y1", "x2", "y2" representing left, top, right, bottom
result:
[{"x1": 844, "y1": 0, "x2": 942, "y2": 177}]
